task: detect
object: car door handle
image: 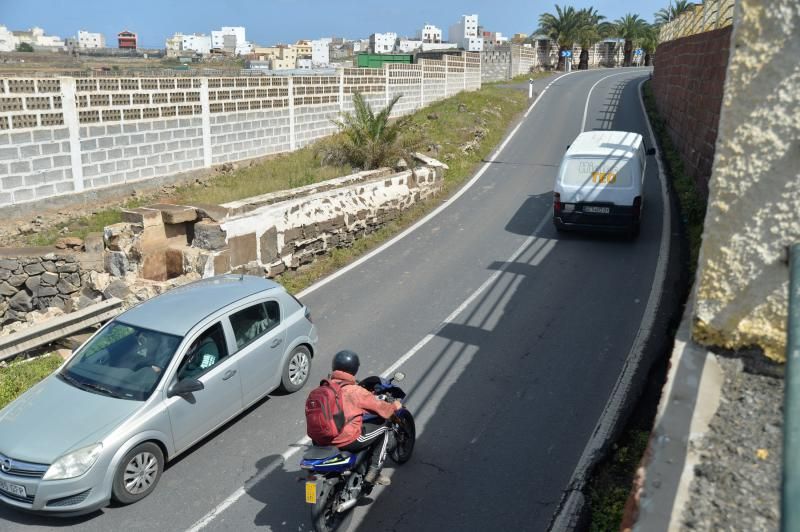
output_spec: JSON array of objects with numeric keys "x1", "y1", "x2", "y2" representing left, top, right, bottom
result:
[
  {"x1": 270, "y1": 338, "x2": 283, "y2": 348},
  {"x1": 222, "y1": 369, "x2": 237, "y2": 381}
]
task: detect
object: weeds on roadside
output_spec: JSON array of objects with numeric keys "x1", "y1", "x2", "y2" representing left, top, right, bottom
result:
[
  {"x1": 0, "y1": 354, "x2": 63, "y2": 409},
  {"x1": 642, "y1": 80, "x2": 707, "y2": 276}
]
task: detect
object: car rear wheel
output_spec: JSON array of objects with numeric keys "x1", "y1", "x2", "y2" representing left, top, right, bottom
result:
[
  {"x1": 112, "y1": 442, "x2": 164, "y2": 505},
  {"x1": 279, "y1": 345, "x2": 312, "y2": 393}
]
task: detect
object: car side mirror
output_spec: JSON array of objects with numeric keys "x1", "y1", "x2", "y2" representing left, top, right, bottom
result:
[
  {"x1": 168, "y1": 378, "x2": 204, "y2": 398},
  {"x1": 646, "y1": 148, "x2": 656, "y2": 156}
]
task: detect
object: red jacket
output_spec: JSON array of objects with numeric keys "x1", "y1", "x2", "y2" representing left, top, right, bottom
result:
[{"x1": 329, "y1": 370, "x2": 397, "y2": 447}]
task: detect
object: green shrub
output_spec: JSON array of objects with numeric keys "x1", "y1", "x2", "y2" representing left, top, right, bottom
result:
[{"x1": 0, "y1": 355, "x2": 63, "y2": 410}]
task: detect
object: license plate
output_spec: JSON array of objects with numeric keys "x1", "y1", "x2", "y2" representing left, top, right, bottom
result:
[
  {"x1": 583, "y1": 206, "x2": 610, "y2": 214},
  {"x1": 305, "y1": 481, "x2": 317, "y2": 504},
  {"x1": 0, "y1": 479, "x2": 26, "y2": 498}
]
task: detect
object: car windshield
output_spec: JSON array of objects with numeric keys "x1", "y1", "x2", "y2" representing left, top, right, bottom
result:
[
  {"x1": 559, "y1": 156, "x2": 634, "y2": 188},
  {"x1": 60, "y1": 321, "x2": 181, "y2": 401}
]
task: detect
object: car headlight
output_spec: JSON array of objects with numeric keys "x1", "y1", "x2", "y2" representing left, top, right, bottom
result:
[{"x1": 43, "y1": 443, "x2": 103, "y2": 480}]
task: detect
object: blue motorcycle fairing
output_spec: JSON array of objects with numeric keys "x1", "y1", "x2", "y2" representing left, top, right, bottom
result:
[{"x1": 301, "y1": 449, "x2": 359, "y2": 473}]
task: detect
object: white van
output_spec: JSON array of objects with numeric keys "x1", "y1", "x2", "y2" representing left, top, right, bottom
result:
[{"x1": 553, "y1": 130, "x2": 654, "y2": 236}]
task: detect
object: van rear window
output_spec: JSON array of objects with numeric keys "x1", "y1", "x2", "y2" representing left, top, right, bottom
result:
[{"x1": 558, "y1": 157, "x2": 634, "y2": 187}]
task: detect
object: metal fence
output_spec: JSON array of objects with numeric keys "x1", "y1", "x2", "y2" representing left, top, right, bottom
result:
[
  {"x1": 658, "y1": 0, "x2": 736, "y2": 42},
  {"x1": 784, "y1": 243, "x2": 800, "y2": 531}
]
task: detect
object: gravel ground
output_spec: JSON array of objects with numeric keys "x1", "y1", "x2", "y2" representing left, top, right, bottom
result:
[{"x1": 681, "y1": 353, "x2": 783, "y2": 531}]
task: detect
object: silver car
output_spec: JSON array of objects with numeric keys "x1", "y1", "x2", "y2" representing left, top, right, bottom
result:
[{"x1": 0, "y1": 275, "x2": 318, "y2": 515}]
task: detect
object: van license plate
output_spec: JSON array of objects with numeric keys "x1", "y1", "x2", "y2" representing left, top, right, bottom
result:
[
  {"x1": 583, "y1": 206, "x2": 610, "y2": 214},
  {"x1": 0, "y1": 479, "x2": 26, "y2": 498}
]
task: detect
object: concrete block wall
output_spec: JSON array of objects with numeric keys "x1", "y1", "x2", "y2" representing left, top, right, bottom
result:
[
  {"x1": 210, "y1": 108, "x2": 291, "y2": 164},
  {"x1": 80, "y1": 118, "x2": 205, "y2": 188},
  {"x1": 0, "y1": 54, "x2": 481, "y2": 211},
  {"x1": 0, "y1": 127, "x2": 73, "y2": 205},
  {"x1": 421, "y1": 59, "x2": 447, "y2": 106},
  {"x1": 652, "y1": 26, "x2": 732, "y2": 198},
  {"x1": 481, "y1": 49, "x2": 512, "y2": 82}
]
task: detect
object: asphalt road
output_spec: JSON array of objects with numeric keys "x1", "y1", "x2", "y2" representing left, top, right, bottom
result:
[{"x1": 0, "y1": 67, "x2": 662, "y2": 532}]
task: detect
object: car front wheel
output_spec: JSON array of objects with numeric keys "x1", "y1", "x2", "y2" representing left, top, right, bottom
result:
[
  {"x1": 279, "y1": 345, "x2": 312, "y2": 393},
  {"x1": 112, "y1": 442, "x2": 164, "y2": 505}
]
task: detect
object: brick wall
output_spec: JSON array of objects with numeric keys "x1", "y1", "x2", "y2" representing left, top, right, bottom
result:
[
  {"x1": 652, "y1": 26, "x2": 733, "y2": 198},
  {"x1": 0, "y1": 54, "x2": 481, "y2": 210}
]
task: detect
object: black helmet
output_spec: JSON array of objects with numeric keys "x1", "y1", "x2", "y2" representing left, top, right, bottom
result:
[{"x1": 332, "y1": 350, "x2": 360, "y2": 375}]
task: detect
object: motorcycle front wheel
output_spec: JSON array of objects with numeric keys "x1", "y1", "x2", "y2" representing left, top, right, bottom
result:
[
  {"x1": 311, "y1": 482, "x2": 344, "y2": 532},
  {"x1": 390, "y1": 410, "x2": 416, "y2": 464}
]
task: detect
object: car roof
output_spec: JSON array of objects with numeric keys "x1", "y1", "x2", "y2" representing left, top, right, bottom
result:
[
  {"x1": 118, "y1": 275, "x2": 282, "y2": 336},
  {"x1": 565, "y1": 130, "x2": 643, "y2": 159}
]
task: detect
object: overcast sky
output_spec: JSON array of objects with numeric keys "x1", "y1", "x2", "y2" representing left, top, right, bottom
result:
[{"x1": 1, "y1": 0, "x2": 669, "y2": 48}]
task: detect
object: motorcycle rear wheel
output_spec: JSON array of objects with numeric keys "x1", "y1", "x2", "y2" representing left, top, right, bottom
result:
[
  {"x1": 390, "y1": 410, "x2": 416, "y2": 464},
  {"x1": 311, "y1": 483, "x2": 344, "y2": 532}
]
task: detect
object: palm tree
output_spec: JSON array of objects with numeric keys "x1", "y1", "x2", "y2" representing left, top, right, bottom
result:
[
  {"x1": 654, "y1": 0, "x2": 694, "y2": 25},
  {"x1": 575, "y1": 8, "x2": 611, "y2": 70},
  {"x1": 640, "y1": 25, "x2": 659, "y2": 66},
  {"x1": 326, "y1": 92, "x2": 420, "y2": 171},
  {"x1": 537, "y1": 5, "x2": 585, "y2": 71},
  {"x1": 614, "y1": 14, "x2": 650, "y2": 67}
]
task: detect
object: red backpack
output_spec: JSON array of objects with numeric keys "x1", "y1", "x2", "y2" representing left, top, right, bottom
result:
[{"x1": 305, "y1": 379, "x2": 350, "y2": 445}]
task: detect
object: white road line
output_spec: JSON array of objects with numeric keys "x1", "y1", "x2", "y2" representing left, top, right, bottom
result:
[
  {"x1": 187, "y1": 69, "x2": 575, "y2": 532},
  {"x1": 581, "y1": 69, "x2": 649, "y2": 132},
  {"x1": 549, "y1": 74, "x2": 670, "y2": 531},
  {"x1": 296, "y1": 71, "x2": 570, "y2": 299}
]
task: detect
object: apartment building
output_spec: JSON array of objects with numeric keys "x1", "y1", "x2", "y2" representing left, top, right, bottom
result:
[
  {"x1": 417, "y1": 24, "x2": 443, "y2": 43},
  {"x1": 0, "y1": 26, "x2": 14, "y2": 52},
  {"x1": 77, "y1": 30, "x2": 105, "y2": 49},
  {"x1": 13, "y1": 27, "x2": 65, "y2": 49},
  {"x1": 311, "y1": 38, "x2": 331, "y2": 66},
  {"x1": 369, "y1": 32, "x2": 397, "y2": 53},
  {"x1": 211, "y1": 26, "x2": 252, "y2": 55},
  {"x1": 118, "y1": 30, "x2": 137, "y2": 49},
  {"x1": 398, "y1": 39, "x2": 423, "y2": 53},
  {"x1": 481, "y1": 31, "x2": 507, "y2": 46},
  {"x1": 293, "y1": 40, "x2": 312, "y2": 58},
  {"x1": 449, "y1": 14, "x2": 483, "y2": 52}
]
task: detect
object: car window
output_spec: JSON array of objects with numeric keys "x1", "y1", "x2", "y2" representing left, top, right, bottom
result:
[
  {"x1": 229, "y1": 301, "x2": 281, "y2": 350},
  {"x1": 177, "y1": 322, "x2": 229, "y2": 380},
  {"x1": 60, "y1": 321, "x2": 181, "y2": 401}
]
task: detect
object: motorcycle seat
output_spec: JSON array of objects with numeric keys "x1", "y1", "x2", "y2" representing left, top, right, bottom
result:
[{"x1": 304, "y1": 446, "x2": 352, "y2": 460}]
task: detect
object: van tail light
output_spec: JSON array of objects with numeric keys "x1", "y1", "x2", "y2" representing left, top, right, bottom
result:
[
  {"x1": 632, "y1": 196, "x2": 642, "y2": 220},
  {"x1": 553, "y1": 192, "x2": 562, "y2": 215}
]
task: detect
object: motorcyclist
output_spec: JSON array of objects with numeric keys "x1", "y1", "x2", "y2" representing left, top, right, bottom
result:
[{"x1": 328, "y1": 350, "x2": 401, "y2": 486}]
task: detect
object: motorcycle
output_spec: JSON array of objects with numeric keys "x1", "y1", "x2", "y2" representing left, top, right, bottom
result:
[{"x1": 300, "y1": 372, "x2": 416, "y2": 532}]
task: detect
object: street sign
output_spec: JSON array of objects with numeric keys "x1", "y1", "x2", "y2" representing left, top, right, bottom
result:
[
  {"x1": 634, "y1": 48, "x2": 643, "y2": 55},
  {"x1": 560, "y1": 50, "x2": 573, "y2": 58}
]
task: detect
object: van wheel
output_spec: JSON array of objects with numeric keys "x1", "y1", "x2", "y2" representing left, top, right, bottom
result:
[
  {"x1": 554, "y1": 221, "x2": 565, "y2": 233},
  {"x1": 629, "y1": 223, "x2": 640, "y2": 239}
]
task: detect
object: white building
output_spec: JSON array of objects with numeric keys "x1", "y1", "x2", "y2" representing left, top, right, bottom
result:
[
  {"x1": 182, "y1": 33, "x2": 212, "y2": 55},
  {"x1": 421, "y1": 42, "x2": 459, "y2": 52},
  {"x1": 369, "y1": 32, "x2": 397, "y2": 54},
  {"x1": 417, "y1": 24, "x2": 442, "y2": 43},
  {"x1": 211, "y1": 26, "x2": 252, "y2": 55},
  {"x1": 449, "y1": 14, "x2": 483, "y2": 52},
  {"x1": 0, "y1": 26, "x2": 15, "y2": 52},
  {"x1": 77, "y1": 30, "x2": 105, "y2": 49},
  {"x1": 297, "y1": 58, "x2": 313, "y2": 69},
  {"x1": 311, "y1": 38, "x2": 331, "y2": 66},
  {"x1": 397, "y1": 39, "x2": 422, "y2": 53}
]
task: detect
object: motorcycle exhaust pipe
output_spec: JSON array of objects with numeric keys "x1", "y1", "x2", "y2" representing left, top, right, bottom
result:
[{"x1": 336, "y1": 499, "x2": 359, "y2": 513}]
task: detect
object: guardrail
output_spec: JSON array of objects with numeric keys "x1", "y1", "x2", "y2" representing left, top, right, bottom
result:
[
  {"x1": 0, "y1": 297, "x2": 123, "y2": 362},
  {"x1": 658, "y1": 0, "x2": 736, "y2": 42},
  {"x1": 784, "y1": 243, "x2": 800, "y2": 531}
]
